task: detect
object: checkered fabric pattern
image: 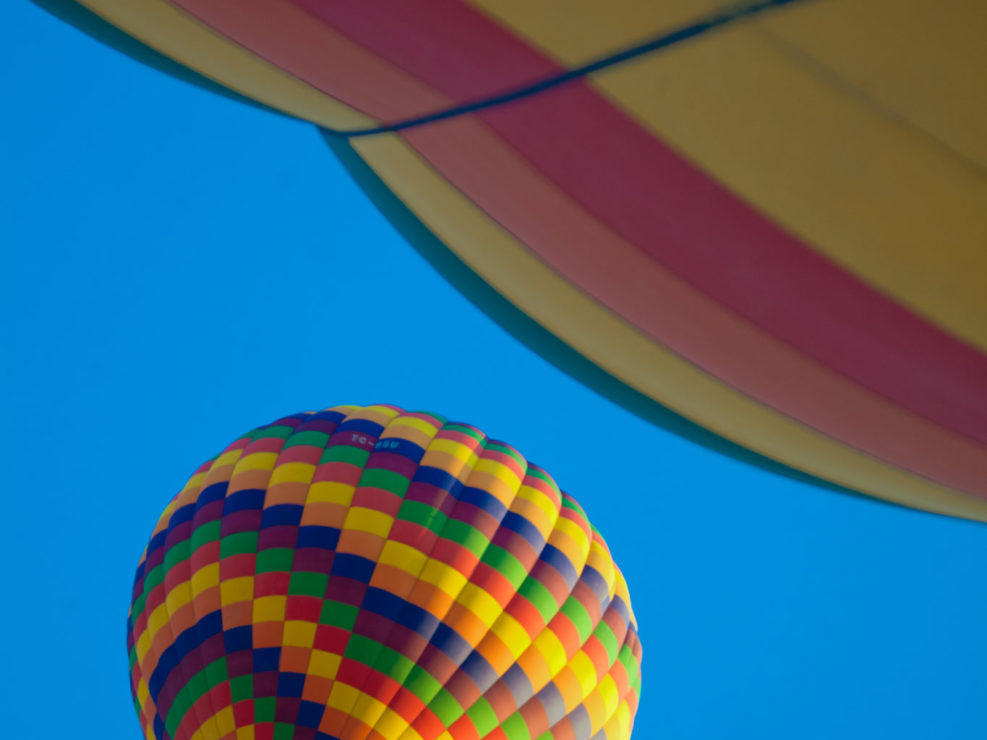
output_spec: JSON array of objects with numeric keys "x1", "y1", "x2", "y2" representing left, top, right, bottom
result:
[{"x1": 127, "y1": 404, "x2": 642, "y2": 740}]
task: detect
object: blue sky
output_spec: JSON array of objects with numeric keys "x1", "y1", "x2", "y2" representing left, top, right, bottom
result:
[{"x1": 3, "y1": 4, "x2": 987, "y2": 739}]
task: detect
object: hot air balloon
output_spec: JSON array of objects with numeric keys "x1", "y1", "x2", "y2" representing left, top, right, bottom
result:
[
  {"x1": 34, "y1": 0, "x2": 987, "y2": 522},
  {"x1": 128, "y1": 405, "x2": 641, "y2": 740}
]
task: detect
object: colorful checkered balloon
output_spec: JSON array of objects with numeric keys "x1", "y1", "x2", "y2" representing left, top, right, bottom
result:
[{"x1": 127, "y1": 404, "x2": 642, "y2": 740}]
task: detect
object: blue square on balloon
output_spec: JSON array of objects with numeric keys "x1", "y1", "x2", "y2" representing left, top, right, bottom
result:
[
  {"x1": 146, "y1": 529, "x2": 168, "y2": 559},
  {"x1": 224, "y1": 625, "x2": 252, "y2": 653},
  {"x1": 331, "y1": 553, "x2": 375, "y2": 583},
  {"x1": 198, "y1": 481, "x2": 228, "y2": 505},
  {"x1": 169, "y1": 502, "x2": 195, "y2": 528},
  {"x1": 297, "y1": 700, "x2": 325, "y2": 728},
  {"x1": 297, "y1": 525, "x2": 339, "y2": 550},
  {"x1": 224, "y1": 489, "x2": 265, "y2": 514},
  {"x1": 278, "y1": 672, "x2": 306, "y2": 698},
  {"x1": 253, "y1": 647, "x2": 280, "y2": 672},
  {"x1": 261, "y1": 504, "x2": 303, "y2": 528}
]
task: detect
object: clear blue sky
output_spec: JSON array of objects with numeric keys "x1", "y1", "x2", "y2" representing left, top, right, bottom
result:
[{"x1": 3, "y1": 4, "x2": 987, "y2": 739}]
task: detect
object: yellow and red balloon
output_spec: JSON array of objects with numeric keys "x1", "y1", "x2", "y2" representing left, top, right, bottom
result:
[{"x1": 36, "y1": 0, "x2": 987, "y2": 522}]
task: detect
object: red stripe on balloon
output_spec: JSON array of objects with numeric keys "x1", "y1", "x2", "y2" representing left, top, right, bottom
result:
[
  {"x1": 472, "y1": 82, "x2": 987, "y2": 446},
  {"x1": 397, "y1": 116, "x2": 987, "y2": 497},
  {"x1": 289, "y1": 0, "x2": 987, "y2": 448},
  {"x1": 291, "y1": 0, "x2": 560, "y2": 105},
  {"x1": 165, "y1": 0, "x2": 987, "y2": 456}
]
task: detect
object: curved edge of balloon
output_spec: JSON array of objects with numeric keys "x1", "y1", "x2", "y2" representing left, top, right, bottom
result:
[
  {"x1": 27, "y1": 0, "x2": 974, "y2": 526},
  {"x1": 29, "y1": 0, "x2": 283, "y2": 117},
  {"x1": 317, "y1": 131, "x2": 938, "y2": 523}
]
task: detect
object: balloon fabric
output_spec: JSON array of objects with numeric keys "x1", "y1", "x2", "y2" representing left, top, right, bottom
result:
[
  {"x1": 31, "y1": 0, "x2": 987, "y2": 522},
  {"x1": 127, "y1": 405, "x2": 642, "y2": 740}
]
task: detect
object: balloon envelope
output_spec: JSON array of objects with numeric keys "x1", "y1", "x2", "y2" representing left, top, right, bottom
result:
[
  {"x1": 35, "y1": 0, "x2": 987, "y2": 521},
  {"x1": 127, "y1": 405, "x2": 641, "y2": 740}
]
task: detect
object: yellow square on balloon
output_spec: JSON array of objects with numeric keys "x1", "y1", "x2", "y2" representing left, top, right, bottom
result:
[
  {"x1": 308, "y1": 649, "x2": 341, "y2": 680},
  {"x1": 283, "y1": 619, "x2": 317, "y2": 647},
  {"x1": 220, "y1": 576, "x2": 253, "y2": 606},
  {"x1": 253, "y1": 595, "x2": 286, "y2": 623}
]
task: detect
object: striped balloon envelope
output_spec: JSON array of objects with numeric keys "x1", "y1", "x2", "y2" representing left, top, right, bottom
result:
[
  {"x1": 35, "y1": 0, "x2": 987, "y2": 521},
  {"x1": 127, "y1": 405, "x2": 641, "y2": 740}
]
